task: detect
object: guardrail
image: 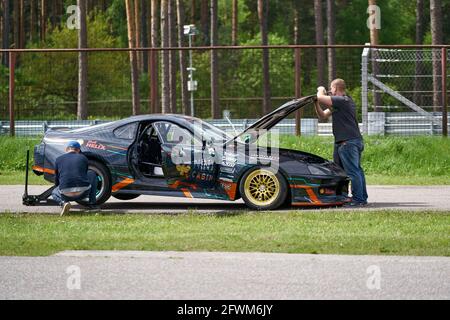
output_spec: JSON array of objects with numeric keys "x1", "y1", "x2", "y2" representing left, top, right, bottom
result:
[
  {"x1": 1, "y1": 113, "x2": 449, "y2": 137},
  {"x1": 0, "y1": 119, "x2": 320, "y2": 137}
]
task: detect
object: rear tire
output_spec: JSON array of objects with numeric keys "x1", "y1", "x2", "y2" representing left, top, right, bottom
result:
[
  {"x1": 75, "y1": 160, "x2": 112, "y2": 206},
  {"x1": 239, "y1": 167, "x2": 288, "y2": 210}
]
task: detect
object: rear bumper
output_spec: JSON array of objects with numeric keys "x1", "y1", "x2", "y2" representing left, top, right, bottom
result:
[{"x1": 33, "y1": 143, "x2": 45, "y2": 175}]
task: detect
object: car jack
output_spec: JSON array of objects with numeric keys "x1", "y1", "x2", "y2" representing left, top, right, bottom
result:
[{"x1": 22, "y1": 149, "x2": 56, "y2": 206}]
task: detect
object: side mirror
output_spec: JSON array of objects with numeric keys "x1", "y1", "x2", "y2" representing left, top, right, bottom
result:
[
  {"x1": 208, "y1": 147, "x2": 216, "y2": 158},
  {"x1": 202, "y1": 137, "x2": 215, "y2": 149}
]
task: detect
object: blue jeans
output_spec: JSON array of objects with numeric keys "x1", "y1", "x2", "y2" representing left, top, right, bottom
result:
[
  {"x1": 335, "y1": 138, "x2": 368, "y2": 203},
  {"x1": 52, "y1": 170, "x2": 97, "y2": 206}
]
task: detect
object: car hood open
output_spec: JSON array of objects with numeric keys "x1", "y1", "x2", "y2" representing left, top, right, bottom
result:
[{"x1": 227, "y1": 95, "x2": 316, "y2": 144}]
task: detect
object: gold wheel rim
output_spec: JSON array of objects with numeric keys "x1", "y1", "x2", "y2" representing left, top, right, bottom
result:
[{"x1": 244, "y1": 169, "x2": 280, "y2": 206}]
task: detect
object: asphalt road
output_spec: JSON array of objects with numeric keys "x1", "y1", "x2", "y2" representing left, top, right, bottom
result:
[
  {"x1": 2, "y1": 185, "x2": 450, "y2": 214},
  {"x1": 1, "y1": 251, "x2": 449, "y2": 300},
  {"x1": 2, "y1": 186, "x2": 449, "y2": 300}
]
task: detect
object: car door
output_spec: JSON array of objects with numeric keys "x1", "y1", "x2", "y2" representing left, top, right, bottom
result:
[{"x1": 153, "y1": 121, "x2": 218, "y2": 191}]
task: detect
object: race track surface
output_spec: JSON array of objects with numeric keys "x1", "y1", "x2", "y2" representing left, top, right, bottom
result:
[
  {"x1": 2, "y1": 185, "x2": 450, "y2": 214},
  {"x1": 1, "y1": 251, "x2": 449, "y2": 299},
  {"x1": 2, "y1": 186, "x2": 449, "y2": 300}
]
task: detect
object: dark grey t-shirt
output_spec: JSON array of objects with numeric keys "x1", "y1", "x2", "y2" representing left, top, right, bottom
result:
[
  {"x1": 55, "y1": 152, "x2": 90, "y2": 190},
  {"x1": 330, "y1": 95, "x2": 362, "y2": 143}
]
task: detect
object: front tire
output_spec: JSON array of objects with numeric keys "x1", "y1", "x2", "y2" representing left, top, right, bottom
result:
[
  {"x1": 76, "y1": 160, "x2": 112, "y2": 206},
  {"x1": 239, "y1": 167, "x2": 288, "y2": 210}
]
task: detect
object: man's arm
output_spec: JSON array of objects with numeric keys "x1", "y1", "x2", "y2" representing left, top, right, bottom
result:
[{"x1": 314, "y1": 98, "x2": 332, "y2": 121}]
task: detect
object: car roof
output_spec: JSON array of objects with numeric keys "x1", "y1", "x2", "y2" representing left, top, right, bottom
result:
[
  {"x1": 127, "y1": 114, "x2": 199, "y2": 122},
  {"x1": 105, "y1": 114, "x2": 201, "y2": 130}
]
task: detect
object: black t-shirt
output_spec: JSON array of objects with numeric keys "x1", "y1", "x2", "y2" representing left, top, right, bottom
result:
[
  {"x1": 330, "y1": 95, "x2": 362, "y2": 143},
  {"x1": 54, "y1": 152, "x2": 90, "y2": 190}
]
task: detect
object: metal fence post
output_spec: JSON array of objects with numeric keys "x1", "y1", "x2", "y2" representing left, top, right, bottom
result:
[
  {"x1": 9, "y1": 52, "x2": 16, "y2": 137},
  {"x1": 294, "y1": 47, "x2": 302, "y2": 136},
  {"x1": 442, "y1": 47, "x2": 448, "y2": 137},
  {"x1": 42, "y1": 121, "x2": 48, "y2": 134},
  {"x1": 361, "y1": 45, "x2": 370, "y2": 135}
]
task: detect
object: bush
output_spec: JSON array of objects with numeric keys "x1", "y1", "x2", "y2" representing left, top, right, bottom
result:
[{"x1": 0, "y1": 137, "x2": 41, "y2": 171}]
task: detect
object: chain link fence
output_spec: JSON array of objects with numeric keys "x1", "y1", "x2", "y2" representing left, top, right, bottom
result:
[
  {"x1": 0, "y1": 45, "x2": 448, "y2": 136},
  {"x1": 363, "y1": 47, "x2": 449, "y2": 135}
]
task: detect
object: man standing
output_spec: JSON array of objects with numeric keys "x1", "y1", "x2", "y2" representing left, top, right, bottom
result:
[
  {"x1": 52, "y1": 141, "x2": 99, "y2": 215},
  {"x1": 314, "y1": 79, "x2": 368, "y2": 206}
]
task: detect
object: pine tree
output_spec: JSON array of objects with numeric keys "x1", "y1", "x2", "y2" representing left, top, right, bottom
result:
[{"x1": 258, "y1": 0, "x2": 271, "y2": 114}]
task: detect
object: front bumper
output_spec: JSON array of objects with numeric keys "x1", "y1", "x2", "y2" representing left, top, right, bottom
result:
[{"x1": 289, "y1": 178, "x2": 350, "y2": 207}]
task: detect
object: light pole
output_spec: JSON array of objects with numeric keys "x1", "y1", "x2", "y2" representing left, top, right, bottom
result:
[{"x1": 183, "y1": 24, "x2": 199, "y2": 117}]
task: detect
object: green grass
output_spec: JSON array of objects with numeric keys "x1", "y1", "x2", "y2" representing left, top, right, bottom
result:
[
  {"x1": 0, "y1": 171, "x2": 51, "y2": 185},
  {"x1": 280, "y1": 135, "x2": 450, "y2": 178},
  {"x1": 280, "y1": 135, "x2": 450, "y2": 185},
  {"x1": 0, "y1": 210, "x2": 449, "y2": 256},
  {"x1": 0, "y1": 135, "x2": 449, "y2": 185},
  {"x1": 0, "y1": 136, "x2": 50, "y2": 185},
  {"x1": 0, "y1": 136, "x2": 41, "y2": 172}
]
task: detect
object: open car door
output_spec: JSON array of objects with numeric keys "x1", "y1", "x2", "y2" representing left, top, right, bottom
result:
[{"x1": 153, "y1": 121, "x2": 218, "y2": 192}]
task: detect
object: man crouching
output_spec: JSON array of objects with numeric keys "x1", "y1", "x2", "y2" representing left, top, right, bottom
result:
[{"x1": 52, "y1": 141, "x2": 99, "y2": 215}]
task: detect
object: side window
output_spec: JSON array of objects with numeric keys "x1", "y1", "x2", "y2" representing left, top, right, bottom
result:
[
  {"x1": 154, "y1": 122, "x2": 195, "y2": 145},
  {"x1": 114, "y1": 122, "x2": 138, "y2": 140}
]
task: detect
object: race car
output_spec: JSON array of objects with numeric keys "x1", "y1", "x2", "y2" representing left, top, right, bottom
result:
[{"x1": 32, "y1": 95, "x2": 350, "y2": 210}]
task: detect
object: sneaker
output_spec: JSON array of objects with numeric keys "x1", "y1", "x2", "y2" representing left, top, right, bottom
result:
[
  {"x1": 60, "y1": 202, "x2": 71, "y2": 216},
  {"x1": 85, "y1": 204, "x2": 101, "y2": 211},
  {"x1": 344, "y1": 201, "x2": 368, "y2": 207}
]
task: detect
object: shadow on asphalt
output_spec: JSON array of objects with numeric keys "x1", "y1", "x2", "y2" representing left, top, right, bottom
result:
[
  {"x1": 367, "y1": 202, "x2": 430, "y2": 208},
  {"x1": 100, "y1": 202, "x2": 248, "y2": 211},
  {"x1": 21, "y1": 200, "x2": 434, "y2": 215}
]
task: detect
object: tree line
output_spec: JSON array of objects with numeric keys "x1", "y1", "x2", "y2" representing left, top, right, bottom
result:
[{"x1": 0, "y1": 0, "x2": 448, "y2": 120}]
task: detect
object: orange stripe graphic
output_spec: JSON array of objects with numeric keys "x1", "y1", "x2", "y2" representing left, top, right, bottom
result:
[
  {"x1": 112, "y1": 178, "x2": 135, "y2": 192},
  {"x1": 220, "y1": 181, "x2": 237, "y2": 200},
  {"x1": 169, "y1": 180, "x2": 198, "y2": 190},
  {"x1": 32, "y1": 165, "x2": 55, "y2": 175},
  {"x1": 289, "y1": 184, "x2": 323, "y2": 205},
  {"x1": 181, "y1": 188, "x2": 193, "y2": 198}
]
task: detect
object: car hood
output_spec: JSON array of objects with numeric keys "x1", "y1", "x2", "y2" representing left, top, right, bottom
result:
[
  {"x1": 279, "y1": 148, "x2": 348, "y2": 177},
  {"x1": 227, "y1": 95, "x2": 316, "y2": 144},
  {"x1": 279, "y1": 148, "x2": 327, "y2": 164}
]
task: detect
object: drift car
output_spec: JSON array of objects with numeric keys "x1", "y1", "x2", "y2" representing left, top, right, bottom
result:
[{"x1": 32, "y1": 95, "x2": 350, "y2": 210}]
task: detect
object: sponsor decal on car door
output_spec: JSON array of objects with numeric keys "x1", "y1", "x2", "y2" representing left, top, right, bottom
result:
[{"x1": 154, "y1": 121, "x2": 218, "y2": 191}]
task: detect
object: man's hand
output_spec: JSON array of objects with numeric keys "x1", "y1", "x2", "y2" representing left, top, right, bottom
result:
[
  {"x1": 317, "y1": 86, "x2": 327, "y2": 95},
  {"x1": 316, "y1": 86, "x2": 332, "y2": 107}
]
